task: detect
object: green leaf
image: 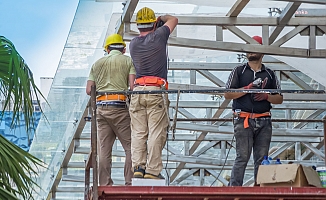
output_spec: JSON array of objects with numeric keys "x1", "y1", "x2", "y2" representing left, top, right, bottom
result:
[{"x1": 0, "y1": 36, "x2": 47, "y2": 199}]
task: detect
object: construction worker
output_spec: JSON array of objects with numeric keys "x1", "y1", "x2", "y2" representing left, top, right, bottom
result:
[
  {"x1": 128, "y1": 7, "x2": 178, "y2": 179},
  {"x1": 86, "y1": 33, "x2": 135, "y2": 185},
  {"x1": 224, "y1": 35, "x2": 283, "y2": 186}
]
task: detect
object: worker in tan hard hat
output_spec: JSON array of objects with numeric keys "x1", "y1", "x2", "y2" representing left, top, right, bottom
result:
[
  {"x1": 225, "y1": 35, "x2": 283, "y2": 186},
  {"x1": 129, "y1": 7, "x2": 178, "y2": 179},
  {"x1": 86, "y1": 33, "x2": 136, "y2": 185}
]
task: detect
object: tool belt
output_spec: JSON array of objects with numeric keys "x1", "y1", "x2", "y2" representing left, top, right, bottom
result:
[
  {"x1": 96, "y1": 94, "x2": 126, "y2": 101},
  {"x1": 235, "y1": 111, "x2": 271, "y2": 128},
  {"x1": 135, "y1": 76, "x2": 168, "y2": 90}
]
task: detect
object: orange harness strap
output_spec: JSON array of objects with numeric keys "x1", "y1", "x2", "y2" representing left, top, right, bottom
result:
[
  {"x1": 238, "y1": 111, "x2": 271, "y2": 128},
  {"x1": 135, "y1": 76, "x2": 168, "y2": 89},
  {"x1": 97, "y1": 94, "x2": 126, "y2": 101}
]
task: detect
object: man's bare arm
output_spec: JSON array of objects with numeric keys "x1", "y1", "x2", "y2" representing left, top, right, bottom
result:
[
  {"x1": 161, "y1": 15, "x2": 178, "y2": 34},
  {"x1": 86, "y1": 80, "x2": 95, "y2": 95},
  {"x1": 129, "y1": 74, "x2": 135, "y2": 91},
  {"x1": 267, "y1": 94, "x2": 283, "y2": 104}
]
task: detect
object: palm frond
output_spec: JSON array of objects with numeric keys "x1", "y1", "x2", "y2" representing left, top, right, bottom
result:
[
  {"x1": 0, "y1": 35, "x2": 47, "y2": 133},
  {"x1": 0, "y1": 36, "x2": 47, "y2": 199},
  {"x1": 0, "y1": 134, "x2": 43, "y2": 199}
]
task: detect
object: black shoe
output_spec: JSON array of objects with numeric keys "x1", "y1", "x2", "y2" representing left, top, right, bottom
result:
[
  {"x1": 133, "y1": 166, "x2": 145, "y2": 178},
  {"x1": 144, "y1": 173, "x2": 165, "y2": 179}
]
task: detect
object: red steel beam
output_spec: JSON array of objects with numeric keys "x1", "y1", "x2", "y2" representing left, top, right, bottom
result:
[{"x1": 97, "y1": 186, "x2": 326, "y2": 200}]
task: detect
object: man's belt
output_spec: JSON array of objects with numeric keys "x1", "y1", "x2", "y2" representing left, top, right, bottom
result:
[
  {"x1": 135, "y1": 76, "x2": 168, "y2": 90},
  {"x1": 97, "y1": 94, "x2": 126, "y2": 101},
  {"x1": 236, "y1": 111, "x2": 271, "y2": 128},
  {"x1": 96, "y1": 101, "x2": 127, "y2": 108}
]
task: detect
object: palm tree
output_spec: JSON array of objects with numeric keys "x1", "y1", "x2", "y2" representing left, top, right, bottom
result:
[{"x1": 0, "y1": 36, "x2": 44, "y2": 200}]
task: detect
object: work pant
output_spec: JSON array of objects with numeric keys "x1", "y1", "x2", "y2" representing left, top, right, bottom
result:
[
  {"x1": 129, "y1": 86, "x2": 169, "y2": 176},
  {"x1": 97, "y1": 106, "x2": 133, "y2": 185},
  {"x1": 229, "y1": 117, "x2": 272, "y2": 186}
]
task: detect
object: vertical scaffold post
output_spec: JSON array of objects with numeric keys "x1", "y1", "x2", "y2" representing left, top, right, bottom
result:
[
  {"x1": 323, "y1": 115, "x2": 326, "y2": 167},
  {"x1": 91, "y1": 85, "x2": 98, "y2": 199}
]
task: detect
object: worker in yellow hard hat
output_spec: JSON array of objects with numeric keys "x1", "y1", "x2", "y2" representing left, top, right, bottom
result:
[
  {"x1": 129, "y1": 7, "x2": 178, "y2": 180},
  {"x1": 103, "y1": 33, "x2": 126, "y2": 50},
  {"x1": 86, "y1": 33, "x2": 135, "y2": 186}
]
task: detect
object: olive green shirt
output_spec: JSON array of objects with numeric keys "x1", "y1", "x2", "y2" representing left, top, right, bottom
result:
[{"x1": 88, "y1": 50, "x2": 135, "y2": 92}]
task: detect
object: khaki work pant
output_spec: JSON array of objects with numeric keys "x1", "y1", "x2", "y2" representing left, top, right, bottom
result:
[
  {"x1": 129, "y1": 86, "x2": 169, "y2": 176},
  {"x1": 97, "y1": 106, "x2": 133, "y2": 185}
]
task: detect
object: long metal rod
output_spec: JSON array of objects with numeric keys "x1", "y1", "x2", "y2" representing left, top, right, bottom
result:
[
  {"x1": 324, "y1": 114, "x2": 326, "y2": 167},
  {"x1": 170, "y1": 118, "x2": 325, "y2": 122},
  {"x1": 91, "y1": 85, "x2": 98, "y2": 200},
  {"x1": 97, "y1": 89, "x2": 325, "y2": 95}
]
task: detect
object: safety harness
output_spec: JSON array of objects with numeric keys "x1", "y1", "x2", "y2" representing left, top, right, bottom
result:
[
  {"x1": 235, "y1": 111, "x2": 271, "y2": 128},
  {"x1": 135, "y1": 76, "x2": 168, "y2": 90}
]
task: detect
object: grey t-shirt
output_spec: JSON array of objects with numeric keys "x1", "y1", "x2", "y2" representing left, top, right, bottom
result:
[{"x1": 129, "y1": 26, "x2": 170, "y2": 80}]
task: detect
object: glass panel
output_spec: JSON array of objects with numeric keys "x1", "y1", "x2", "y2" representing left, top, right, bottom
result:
[{"x1": 29, "y1": 1, "x2": 118, "y2": 198}]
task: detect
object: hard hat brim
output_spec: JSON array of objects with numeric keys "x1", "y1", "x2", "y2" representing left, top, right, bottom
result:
[{"x1": 137, "y1": 22, "x2": 155, "y2": 29}]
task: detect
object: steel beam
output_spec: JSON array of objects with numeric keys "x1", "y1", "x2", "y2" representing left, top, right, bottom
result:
[
  {"x1": 225, "y1": 26, "x2": 259, "y2": 44},
  {"x1": 272, "y1": 26, "x2": 308, "y2": 47},
  {"x1": 168, "y1": 62, "x2": 296, "y2": 71},
  {"x1": 269, "y1": 2, "x2": 302, "y2": 44},
  {"x1": 129, "y1": 16, "x2": 326, "y2": 26},
  {"x1": 124, "y1": 34, "x2": 326, "y2": 58},
  {"x1": 226, "y1": 0, "x2": 250, "y2": 17},
  {"x1": 273, "y1": 0, "x2": 326, "y2": 5},
  {"x1": 282, "y1": 71, "x2": 315, "y2": 90},
  {"x1": 197, "y1": 70, "x2": 225, "y2": 86},
  {"x1": 169, "y1": 101, "x2": 326, "y2": 110},
  {"x1": 114, "y1": 0, "x2": 138, "y2": 35}
]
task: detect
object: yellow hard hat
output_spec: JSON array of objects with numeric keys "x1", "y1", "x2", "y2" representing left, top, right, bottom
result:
[
  {"x1": 136, "y1": 7, "x2": 156, "y2": 24},
  {"x1": 104, "y1": 34, "x2": 126, "y2": 49}
]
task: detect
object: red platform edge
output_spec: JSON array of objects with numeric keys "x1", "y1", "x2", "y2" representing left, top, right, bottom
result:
[{"x1": 96, "y1": 186, "x2": 326, "y2": 200}]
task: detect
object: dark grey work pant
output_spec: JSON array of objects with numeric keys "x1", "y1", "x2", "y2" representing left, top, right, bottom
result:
[{"x1": 229, "y1": 117, "x2": 272, "y2": 186}]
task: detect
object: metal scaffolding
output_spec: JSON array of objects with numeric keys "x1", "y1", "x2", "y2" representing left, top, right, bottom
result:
[{"x1": 28, "y1": 0, "x2": 326, "y2": 199}]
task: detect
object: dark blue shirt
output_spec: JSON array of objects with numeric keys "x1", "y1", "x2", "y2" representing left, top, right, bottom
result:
[{"x1": 225, "y1": 63, "x2": 281, "y2": 113}]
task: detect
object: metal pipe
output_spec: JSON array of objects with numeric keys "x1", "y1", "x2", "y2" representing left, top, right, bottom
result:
[
  {"x1": 170, "y1": 118, "x2": 323, "y2": 123},
  {"x1": 324, "y1": 114, "x2": 326, "y2": 167},
  {"x1": 91, "y1": 85, "x2": 98, "y2": 200},
  {"x1": 84, "y1": 167, "x2": 90, "y2": 200},
  {"x1": 97, "y1": 89, "x2": 325, "y2": 95}
]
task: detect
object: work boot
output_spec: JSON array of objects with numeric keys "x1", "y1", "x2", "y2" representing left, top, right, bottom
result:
[
  {"x1": 144, "y1": 173, "x2": 165, "y2": 179},
  {"x1": 133, "y1": 166, "x2": 145, "y2": 178}
]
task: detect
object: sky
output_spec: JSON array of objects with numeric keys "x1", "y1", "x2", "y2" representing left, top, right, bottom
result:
[{"x1": 0, "y1": 0, "x2": 79, "y2": 87}]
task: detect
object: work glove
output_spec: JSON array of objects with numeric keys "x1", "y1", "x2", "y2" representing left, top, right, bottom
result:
[
  {"x1": 244, "y1": 78, "x2": 263, "y2": 89},
  {"x1": 253, "y1": 77, "x2": 269, "y2": 101}
]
